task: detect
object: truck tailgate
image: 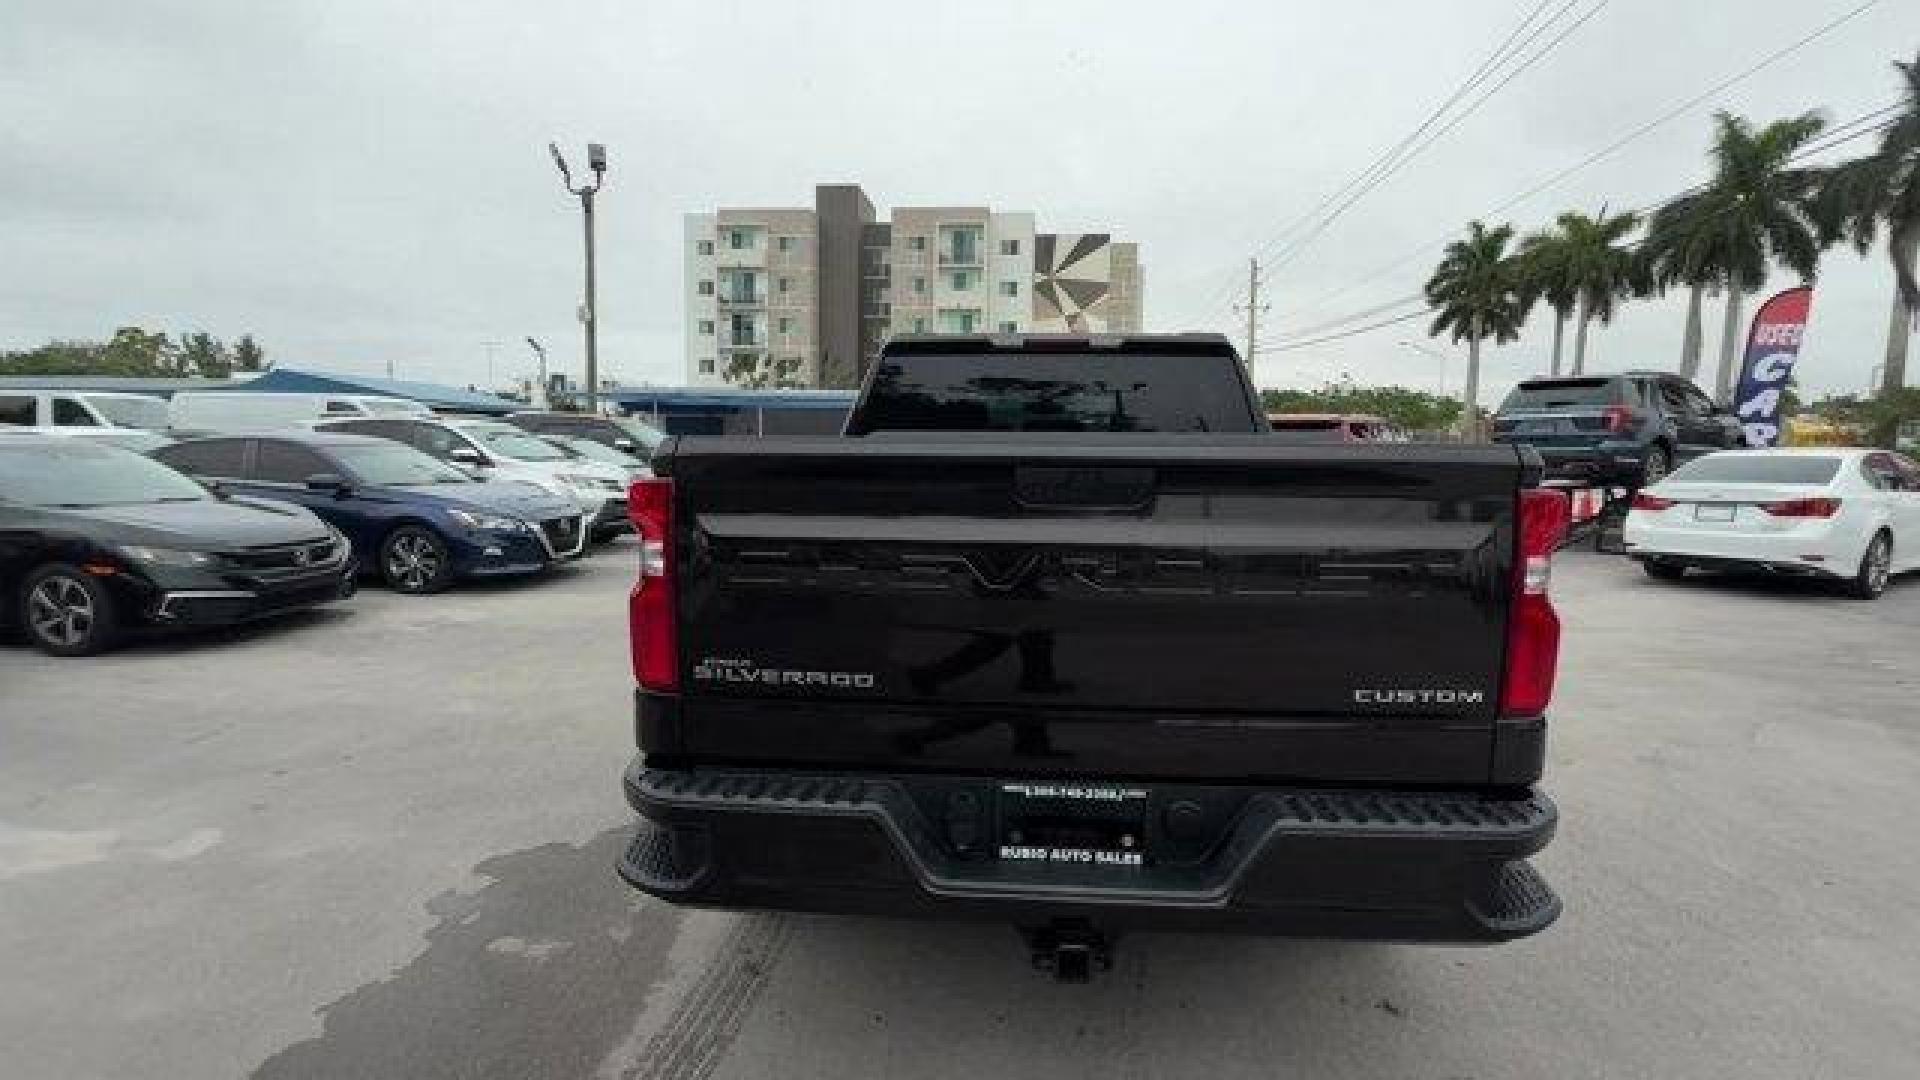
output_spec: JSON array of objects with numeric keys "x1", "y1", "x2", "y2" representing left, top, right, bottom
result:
[{"x1": 658, "y1": 436, "x2": 1530, "y2": 785}]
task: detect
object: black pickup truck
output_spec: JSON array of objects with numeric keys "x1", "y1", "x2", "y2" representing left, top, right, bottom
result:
[{"x1": 618, "y1": 334, "x2": 1569, "y2": 978}]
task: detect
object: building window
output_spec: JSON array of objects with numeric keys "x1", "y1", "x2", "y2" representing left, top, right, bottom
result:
[
  {"x1": 999, "y1": 320, "x2": 1019, "y2": 333},
  {"x1": 697, "y1": 280, "x2": 714, "y2": 296},
  {"x1": 778, "y1": 317, "x2": 792, "y2": 334},
  {"x1": 777, "y1": 236, "x2": 794, "y2": 252},
  {"x1": 729, "y1": 312, "x2": 759, "y2": 347},
  {"x1": 950, "y1": 271, "x2": 972, "y2": 291},
  {"x1": 699, "y1": 357, "x2": 715, "y2": 374},
  {"x1": 938, "y1": 309, "x2": 980, "y2": 334},
  {"x1": 1000, "y1": 238, "x2": 1020, "y2": 256},
  {"x1": 777, "y1": 277, "x2": 791, "y2": 294},
  {"x1": 998, "y1": 280, "x2": 1018, "y2": 297},
  {"x1": 698, "y1": 320, "x2": 715, "y2": 335},
  {"x1": 912, "y1": 318, "x2": 926, "y2": 333},
  {"x1": 697, "y1": 240, "x2": 713, "y2": 256},
  {"x1": 908, "y1": 236, "x2": 927, "y2": 251},
  {"x1": 912, "y1": 276, "x2": 927, "y2": 294},
  {"x1": 728, "y1": 229, "x2": 753, "y2": 250}
]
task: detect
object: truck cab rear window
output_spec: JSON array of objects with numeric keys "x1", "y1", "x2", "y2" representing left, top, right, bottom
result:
[{"x1": 850, "y1": 353, "x2": 1253, "y2": 434}]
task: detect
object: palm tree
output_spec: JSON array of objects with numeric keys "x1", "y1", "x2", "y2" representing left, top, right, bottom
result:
[
  {"x1": 1639, "y1": 230, "x2": 1715, "y2": 381},
  {"x1": 1643, "y1": 111, "x2": 1827, "y2": 403},
  {"x1": 1817, "y1": 50, "x2": 1920, "y2": 396},
  {"x1": 1517, "y1": 226, "x2": 1578, "y2": 377},
  {"x1": 1425, "y1": 220, "x2": 1531, "y2": 434}
]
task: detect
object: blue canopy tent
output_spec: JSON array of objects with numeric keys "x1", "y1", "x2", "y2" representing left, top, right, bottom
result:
[{"x1": 214, "y1": 368, "x2": 521, "y2": 415}]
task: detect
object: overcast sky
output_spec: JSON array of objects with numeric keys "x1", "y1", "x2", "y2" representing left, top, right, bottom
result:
[{"x1": 3, "y1": 0, "x2": 1916, "y2": 405}]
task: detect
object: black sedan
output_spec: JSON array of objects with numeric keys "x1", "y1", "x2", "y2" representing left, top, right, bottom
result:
[{"x1": 0, "y1": 433, "x2": 354, "y2": 655}]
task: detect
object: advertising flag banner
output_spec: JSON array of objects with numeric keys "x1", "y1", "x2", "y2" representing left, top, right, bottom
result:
[{"x1": 1732, "y1": 286, "x2": 1814, "y2": 447}]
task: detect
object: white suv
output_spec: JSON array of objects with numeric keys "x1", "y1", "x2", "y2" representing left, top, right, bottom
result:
[{"x1": 319, "y1": 416, "x2": 631, "y2": 538}]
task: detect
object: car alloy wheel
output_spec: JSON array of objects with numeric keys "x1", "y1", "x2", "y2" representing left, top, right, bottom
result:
[
  {"x1": 1641, "y1": 446, "x2": 1670, "y2": 486},
  {"x1": 1853, "y1": 532, "x2": 1892, "y2": 600},
  {"x1": 381, "y1": 527, "x2": 451, "y2": 594},
  {"x1": 21, "y1": 566, "x2": 118, "y2": 656}
]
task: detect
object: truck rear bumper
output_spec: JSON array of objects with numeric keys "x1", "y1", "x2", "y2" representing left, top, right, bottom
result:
[{"x1": 619, "y1": 762, "x2": 1560, "y2": 942}]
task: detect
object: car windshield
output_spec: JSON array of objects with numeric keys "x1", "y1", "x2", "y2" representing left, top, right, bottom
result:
[
  {"x1": 0, "y1": 440, "x2": 210, "y2": 507},
  {"x1": 467, "y1": 426, "x2": 570, "y2": 461},
  {"x1": 330, "y1": 442, "x2": 472, "y2": 485},
  {"x1": 82, "y1": 394, "x2": 170, "y2": 429},
  {"x1": 613, "y1": 417, "x2": 666, "y2": 452},
  {"x1": 1500, "y1": 379, "x2": 1615, "y2": 412},
  {"x1": 1667, "y1": 455, "x2": 1841, "y2": 485},
  {"x1": 549, "y1": 436, "x2": 634, "y2": 468}
]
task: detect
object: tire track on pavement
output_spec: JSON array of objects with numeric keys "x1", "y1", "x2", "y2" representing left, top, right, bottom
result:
[{"x1": 619, "y1": 913, "x2": 795, "y2": 1080}]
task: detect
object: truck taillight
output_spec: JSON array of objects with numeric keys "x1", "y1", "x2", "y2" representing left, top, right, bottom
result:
[
  {"x1": 629, "y1": 477, "x2": 679, "y2": 693},
  {"x1": 1502, "y1": 488, "x2": 1570, "y2": 718}
]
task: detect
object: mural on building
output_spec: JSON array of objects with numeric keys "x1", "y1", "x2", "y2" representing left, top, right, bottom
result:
[{"x1": 1032, "y1": 233, "x2": 1116, "y2": 332}]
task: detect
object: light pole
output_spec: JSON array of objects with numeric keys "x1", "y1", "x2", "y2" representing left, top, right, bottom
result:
[
  {"x1": 1397, "y1": 339, "x2": 1452, "y2": 397},
  {"x1": 549, "y1": 141, "x2": 607, "y2": 414},
  {"x1": 526, "y1": 337, "x2": 550, "y2": 408}
]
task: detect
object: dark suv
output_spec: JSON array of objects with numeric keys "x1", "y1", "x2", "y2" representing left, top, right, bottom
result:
[{"x1": 1492, "y1": 371, "x2": 1745, "y2": 486}]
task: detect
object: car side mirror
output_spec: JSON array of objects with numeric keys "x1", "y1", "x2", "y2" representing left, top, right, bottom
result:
[
  {"x1": 613, "y1": 437, "x2": 636, "y2": 453},
  {"x1": 448, "y1": 446, "x2": 485, "y2": 467},
  {"x1": 199, "y1": 478, "x2": 229, "y2": 499},
  {"x1": 304, "y1": 472, "x2": 352, "y2": 496}
]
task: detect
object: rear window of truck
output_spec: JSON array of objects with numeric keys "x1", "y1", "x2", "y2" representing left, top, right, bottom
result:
[
  {"x1": 850, "y1": 353, "x2": 1254, "y2": 434},
  {"x1": 1500, "y1": 379, "x2": 1615, "y2": 412}
]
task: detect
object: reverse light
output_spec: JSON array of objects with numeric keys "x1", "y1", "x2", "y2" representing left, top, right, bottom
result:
[
  {"x1": 628, "y1": 477, "x2": 679, "y2": 692},
  {"x1": 1630, "y1": 492, "x2": 1675, "y2": 512},
  {"x1": 1761, "y1": 497, "x2": 1841, "y2": 519},
  {"x1": 1502, "y1": 488, "x2": 1570, "y2": 718}
]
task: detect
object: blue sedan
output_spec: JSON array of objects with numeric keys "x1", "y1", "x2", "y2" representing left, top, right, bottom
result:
[{"x1": 153, "y1": 431, "x2": 589, "y2": 593}]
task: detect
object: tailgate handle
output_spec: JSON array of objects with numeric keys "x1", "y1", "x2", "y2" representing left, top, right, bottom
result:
[{"x1": 1013, "y1": 466, "x2": 1155, "y2": 509}]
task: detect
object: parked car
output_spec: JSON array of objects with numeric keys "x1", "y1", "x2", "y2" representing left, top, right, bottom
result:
[
  {"x1": 617, "y1": 333, "x2": 1569, "y2": 978},
  {"x1": 1624, "y1": 448, "x2": 1920, "y2": 599},
  {"x1": 1266, "y1": 412, "x2": 1407, "y2": 442},
  {"x1": 505, "y1": 411, "x2": 666, "y2": 464},
  {"x1": 153, "y1": 432, "x2": 587, "y2": 594},
  {"x1": 1897, "y1": 419, "x2": 1920, "y2": 455},
  {"x1": 0, "y1": 390, "x2": 171, "y2": 430},
  {"x1": 320, "y1": 416, "x2": 630, "y2": 537},
  {"x1": 1492, "y1": 371, "x2": 1745, "y2": 487},
  {"x1": 167, "y1": 391, "x2": 428, "y2": 431},
  {"x1": 0, "y1": 432, "x2": 353, "y2": 655}
]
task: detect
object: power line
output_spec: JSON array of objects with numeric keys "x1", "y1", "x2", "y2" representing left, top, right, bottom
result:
[
  {"x1": 1258, "y1": 0, "x2": 1608, "y2": 281},
  {"x1": 1256, "y1": 108, "x2": 1903, "y2": 358},
  {"x1": 1178, "y1": 0, "x2": 1576, "y2": 327},
  {"x1": 1285, "y1": 0, "x2": 1882, "y2": 324}
]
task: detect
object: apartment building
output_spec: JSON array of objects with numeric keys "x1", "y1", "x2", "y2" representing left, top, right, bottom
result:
[{"x1": 684, "y1": 184, "x2": 1143, "y2": 389}]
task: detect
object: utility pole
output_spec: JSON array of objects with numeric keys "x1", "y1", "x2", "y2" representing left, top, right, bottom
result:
[
  {"x1": 481, "y1": 340, "x2": 502, "y2": 390},
  {"x1": 1232, "y1": 258, "x2": 1269, "y2": 386},
  {"x1": 549, "y1": 141, "x2": 607, "y2": 414}
]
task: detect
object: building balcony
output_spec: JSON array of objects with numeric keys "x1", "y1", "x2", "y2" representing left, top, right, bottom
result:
[
  {"x1": 716, "y1": 293, "x2": 765, "y2": 307},
  {"x1": 719, "y1": 338, "x2": 763, "y2": 351},
  {"x1": 938, "y1": 251, "x2": 983, "y2": 267}
]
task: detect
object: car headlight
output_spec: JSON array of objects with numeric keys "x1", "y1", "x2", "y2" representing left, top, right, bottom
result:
[
  {"x1": 119, "y1": 545, "x2": 217, "y2": 567},
  {"x1": 448, "y1": 508, "x2": 525, "y2": 531}
]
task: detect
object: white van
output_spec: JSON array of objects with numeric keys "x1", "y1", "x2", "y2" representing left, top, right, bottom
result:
[
  {"x1": 167, "y1": 392, "x2": 429, "y2": 431},
  {"x1": 0, "y1": 390, "x2": 171, "y2": 430}
]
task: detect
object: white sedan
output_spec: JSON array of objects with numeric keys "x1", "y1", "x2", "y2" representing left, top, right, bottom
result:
[{"x1": 1622, "y1": 447, "x2": 1920, "y2": 599}]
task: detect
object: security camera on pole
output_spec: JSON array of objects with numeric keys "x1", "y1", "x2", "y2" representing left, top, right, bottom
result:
[{"x1": 549, "y1": 141, "x2": 607, "y2": 414}]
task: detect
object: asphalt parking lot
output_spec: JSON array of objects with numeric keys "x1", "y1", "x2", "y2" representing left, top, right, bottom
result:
[{"x1": 3, "y1": 543, "x2": 1918, "y2": 1080}]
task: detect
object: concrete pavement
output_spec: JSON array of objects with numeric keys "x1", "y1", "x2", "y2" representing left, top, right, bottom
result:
[{"x1": 2, "y1": 545, "x2": 1916, "y2": 1079}]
